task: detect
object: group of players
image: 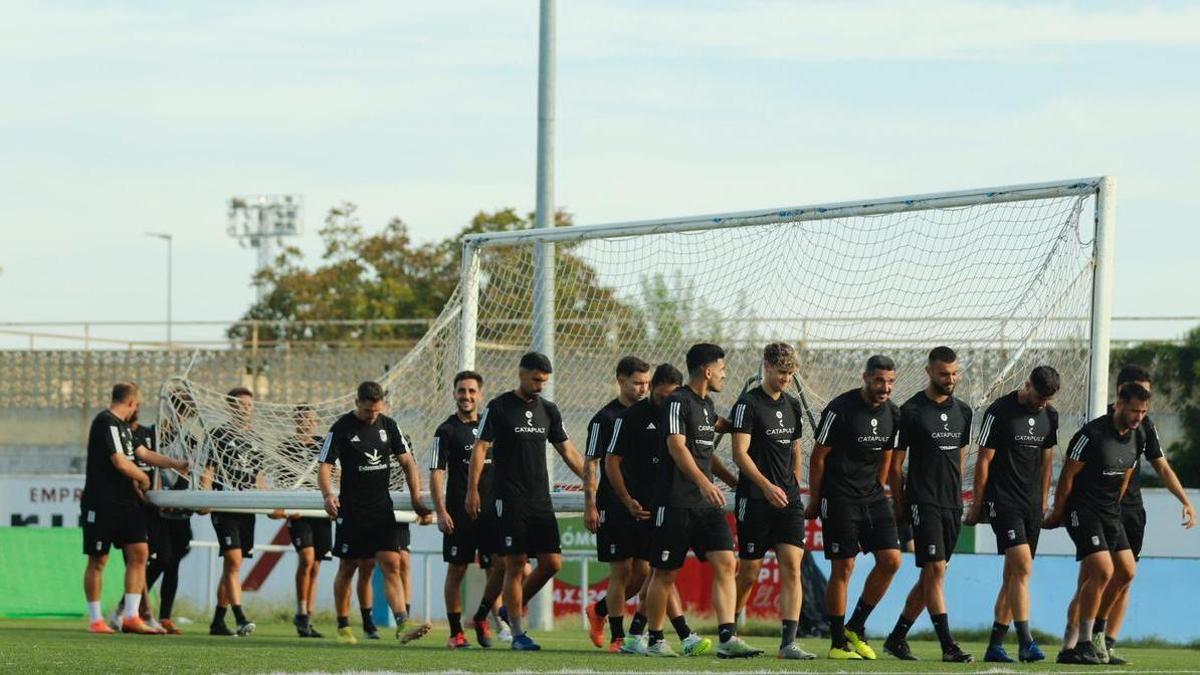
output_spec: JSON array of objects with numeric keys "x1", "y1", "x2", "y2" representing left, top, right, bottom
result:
[{"x1": 80, "y1": 341, "x2": 1196, "y2": 664}]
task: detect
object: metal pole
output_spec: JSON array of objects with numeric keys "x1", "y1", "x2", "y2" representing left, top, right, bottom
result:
[
  {"x1": 1087, "y1": 177, "x2": 1117, "y2": 420},
  {"x1": 166, "y1": 235, "x2": 173, "y2": 347},
  {"x1": 528, "y1": 0, "x2": 556, "y2": 632},
  {"x1": 459, "y1": 243, "x2": 480, "y2": 370}
]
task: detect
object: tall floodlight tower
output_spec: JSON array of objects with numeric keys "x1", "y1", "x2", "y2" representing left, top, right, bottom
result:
[{"x1": 227, "y1": 195, "x2": 304, "y2": 303}]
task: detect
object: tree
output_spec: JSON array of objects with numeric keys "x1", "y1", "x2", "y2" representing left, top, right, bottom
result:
[
  {"x1": 228, "y1": 204, "x2": 634, "y2": 349},
  {"x1": 1112, "y1": 325, "x2": 1200, "y2": 488}
]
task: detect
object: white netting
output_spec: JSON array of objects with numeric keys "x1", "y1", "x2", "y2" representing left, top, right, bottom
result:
[{"x1": 157, "y1": 183, "x2": 1101, "y2": 505}]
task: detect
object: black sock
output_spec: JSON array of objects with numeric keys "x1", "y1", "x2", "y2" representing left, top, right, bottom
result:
[
  {"x1": 932, "y1": 613, "x2": 954, "y2": 650},
  {"x1": 394, "y1": 611, "x2": 408, "y2": 628},
  {"x1": 669, "y1": 615, "x2": 691, "y2": 641},
  {"x1": 1105, "y1": 636, "x2": 1116, "y2": 650},
  {"x1": 890, "y1": 615, "x2": 914, "y2": 640},
  {"x1": 1014, "y1": 620, "x2": 1032, "y2": 649},
  {"x1": 988, "y1": 621, "x2": 1009, "y2": 649},
  {"x1": 337, "y1": 615, "x2": 350, "y2": 629},
  {"x1": 608, "y1": 616, "x2": 625, "y2": 640},
  {"x1": 361, "y1": 607, "x2": 376, "y2": 632},
  {"x1": 231, "y1": 605, "x2": 247, "y2": 625},
  {"x1": 448, "y1": 612, "x2": 463, "y2": 635},
  {"x1": 595, "y1": 597, "x2": 608, "y2": 618},
  {"x1": 846, "y1": 598, "x2": 875, "y2": 635},
  {"x1": 1094, "y1": 618, "x2": 1107, "y2": 637},
  {"x1": 472, "y1": 600, "x2": 490, "y2": 624},
  {"x1": 294, "y1": 612, "x2": 308, "y2": 625},
  {"x1": 498, "y1": 605, "x2": 509, "y2": 623},
  {"x1": 406, "y1": 603, "x2": 411, "y2": 617},
  {"x1": 718, "y1": 622, "x2": 736, "y2": 643},
  {"x1": 781, "y1": 619, "x2": 799, "y2": 649},
  {"x1": 648, "y1": 629, "x2": 665, "y2": 646},
  {"x1": 829, "y1": 615, "x2": 847, "y2": 648},
  {"x1": 629, "y1": 612, "x2": 648, "y2": 636},
  {"x1": 212, "y1": 605, "x2": 227, "y2": 625}
]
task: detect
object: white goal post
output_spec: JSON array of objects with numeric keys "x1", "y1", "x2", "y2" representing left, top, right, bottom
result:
[{"x1": 150, "y1": 176, "x2": 1114, "y2": 513}]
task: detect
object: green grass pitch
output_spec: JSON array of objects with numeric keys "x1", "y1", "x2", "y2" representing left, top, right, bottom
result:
[{"x1": 1, "y1": 619, "x2": 1197, "y2": 673}]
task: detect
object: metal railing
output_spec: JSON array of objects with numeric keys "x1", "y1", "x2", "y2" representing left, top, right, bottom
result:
[{"x1": 2, "y1": 316, "x2": 1196, "y2": 351}]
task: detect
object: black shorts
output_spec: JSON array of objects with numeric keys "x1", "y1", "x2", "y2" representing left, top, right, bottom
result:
[
  {"x1": 144, "y1": 507, "x2": 165, "y2": 561},
  {"x1": 495, "y1": 498, "x2": 560, "y2": 556},
  {"x1": 985, "y1": 502, "x2": 1042, "y2": 556},
  {"x1": 289, "y1": 516, "x2": 333, "y2": 560},
  {"x1": 1121, "y1": 505, "x2": 1147, "y2": 561},
  {"x1": 81, "y1": 503, "x2": 147, "y2": 556},
  {"x1": 1067, "y1": 508, "x2": 1130, "y2": 561},
  {"x1": 211, "y1": 512, "x2": 256, "y2": 558},
  {"x1": 735, "y1": 497, "x2": 806, "y2": 560},
  {"x1": 649, "y1": 506, "x2": 734, "y2": 570},
  {"x1": 159, "y1": 516, "x2": 192, "y2": 564},
  {"x1": 335, "y1": 510, "x2": 403, "y2": 560},
  {"x1": 443, "y1": 504, "x2": 496, "y2": 568},
  {"x1": 908, "y1": 503, "x2": 962, "y2": 566},
  {"x1": 597, "y1": 502, "x2": 652, "y2": 562},
  {"x1": 819, "y1": 498, "x2": 901, "y2": 560}
]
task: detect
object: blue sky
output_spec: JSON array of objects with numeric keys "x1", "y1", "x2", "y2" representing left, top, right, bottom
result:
[{"x1": 2, "y1": 1, "x2": 1198, "y2": 346}]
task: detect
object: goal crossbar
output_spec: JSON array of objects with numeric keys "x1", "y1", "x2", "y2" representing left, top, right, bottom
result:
[{"x1": 462, "y1": 177, "x2": 1103, "y2": 248}]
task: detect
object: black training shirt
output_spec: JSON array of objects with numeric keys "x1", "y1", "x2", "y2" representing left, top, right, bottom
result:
[
  {"x1": 478, "y1": 391, "x2": 569, "y2": 513},
  {"x1": 82, "y1": 409, "x2": 139, "y2": 509},
  {"x1": 319, "y1": 412, "x2": 411, "y2": 514},
  {"x1": 585, "y1": 398, "x2": 628, "y2": 509},
  {"x1": 607, "y1": 397, "x2": 662, "y2": 507},
  {"x1": 430, "y1": 414, "x2": 487, "y2": 511},
  {"x1": 730, "y1": 387, "x2": 805, "y2": 501},
  {"x1": 1106, "y1": 404, "x2": 1163, "y2": 509},
  {"x1": 207, "y1": 425, "x2": 264, "y2": 492},
  {"x1": 656, "y1": 385, "x2": 719, "y2": 509},
  {"x1": 814, "y1": 389, "x2": 901, "y2": 505},
  {"x1": 978, "y1": 390, "x2": 1058, "y2": 513},
  {"x1": 1064, "y1": 413, "x2": 1142, "y2": 518},
  {"x1": 900, "y1": 391, "x2": 972, "y2": 509}
]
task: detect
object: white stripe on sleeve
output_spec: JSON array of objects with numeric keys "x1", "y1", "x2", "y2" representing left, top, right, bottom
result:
[
  {"x1": 318, "y1": 433, "x2": 334, "y2": 462},
  {"x1": 1069, "y1": 435, "x2": 1089, "y2": 461},
  {"x1": 430, "y1": 436, "x2": 441, "y2": 470},
  {"x1": 586, "y1": 422, "x2": 601, "y2": 457},
  {"x1": 605, "y1": 418, "x2": 623, "y2": 456},
  {"x1": 978, "y1": 413, "x2": 995, "y2": 447},
  {"x1": 816, "y1": 412, "x2": 837, "y2": 444}
]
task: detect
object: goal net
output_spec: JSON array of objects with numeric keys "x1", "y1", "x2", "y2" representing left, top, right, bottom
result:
[{"x1": 152, "y1": 178, "x2": 1113, "y2": 511}]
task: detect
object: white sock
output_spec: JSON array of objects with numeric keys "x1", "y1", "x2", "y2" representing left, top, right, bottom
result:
[
  {"x1": 1063, "y1": 623, "x2": 1078, "y2": 650},
  {"x1": 297, "y1": 600, "x2": 307, "y2": 616},
  {"x1": 123, "y1": 594, "x2": 140, "y2": 620},
  {"x1": 1079, "y1": 619, "x2": 1095, "y2": 644},
  {"x1": 87, "y1": 601, "x2": 103, "y2": 622}
]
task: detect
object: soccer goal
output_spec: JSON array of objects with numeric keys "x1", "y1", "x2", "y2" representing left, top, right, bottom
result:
[{"x1": 150, "y1": 177, "x2": 1115, "y2": 512}]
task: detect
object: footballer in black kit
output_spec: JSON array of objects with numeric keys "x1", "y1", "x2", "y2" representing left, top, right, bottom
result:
[
  {"x1": 431, "y1": 370, "x2": 505, "y2": 649},
  {"x1": 651, "y1": 381, "x2": 735, "y2": 568},
  {"x1": 477, "y1": 389, "x2": 572, "y2": 555},
  {"x1": 643, "y1": 343, "x2": 760, "y2": 659},
  {"x1": 966, "y1": 366, "x2": 1060, "y2": 663},
  {"x1": 1087, "y1": 366, "x2": 1195, "y2": 662},
  {"x1": 200, "y1": 387, "x2": 264, "y2": 636},
  {"x1": 1045, "y1": 384, "x2": 1151, "y2": 665},
  {"x1": 804, "y1": 354, "x2": 903, "y2": 660},
  {"x1": 883, "y1": 346, "x2": 974, "y2": 663},
  {"x1": 465, "y1": 352, "x2": 586, "y2": 650},
  {"x1": 582, "y1": 356, "x2": 652, "y2": 649},
  {"x1": 729, "y1": 342, "x2": 816, "y2": 660},
  {"x1": 81, "y1": 382, "x2": 187, "y2": 634},
  {"x1": 433, "y1": 413, "x2": 491, "y2": 565},
  {"x1": 320, "y1": 381, "x2": 432, "y2": 644}
]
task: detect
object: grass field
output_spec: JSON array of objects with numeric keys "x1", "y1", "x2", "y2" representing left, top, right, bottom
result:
[{"x1": 1, "y1": 619, "x2": 1198, "y2": 673}]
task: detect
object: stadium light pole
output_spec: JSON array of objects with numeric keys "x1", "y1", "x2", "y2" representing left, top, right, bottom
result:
[
  {"x1": 529, "y1": 0, "x2": 557, "y2": 632},
  {"x1": 145, "y1": 232, "x2": 173, "y2": 348}
]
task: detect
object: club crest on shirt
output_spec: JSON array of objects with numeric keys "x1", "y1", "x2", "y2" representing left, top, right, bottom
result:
[{"x1": 379, "y1": 429, "x2": 388, "y2": 442}]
